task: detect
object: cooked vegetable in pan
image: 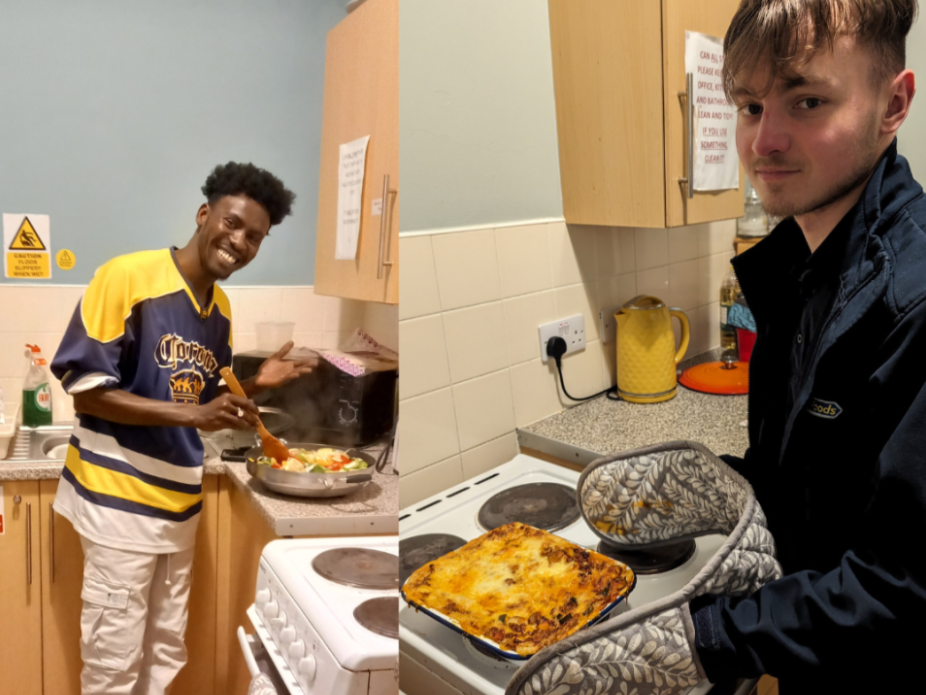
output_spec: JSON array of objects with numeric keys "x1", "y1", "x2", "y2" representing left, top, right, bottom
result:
[{"x1": 256, "y1": 447, "x2": 369, "y2": 473}]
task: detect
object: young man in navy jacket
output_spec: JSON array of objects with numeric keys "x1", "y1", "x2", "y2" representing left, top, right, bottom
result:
[{"x1": 689, "y1": 1, "x2": 926, "y2": 692}]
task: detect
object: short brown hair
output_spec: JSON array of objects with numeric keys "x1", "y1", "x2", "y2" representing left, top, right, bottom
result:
[{"x1": 723, "y1": 0, "x2": 917, "y2": 101}]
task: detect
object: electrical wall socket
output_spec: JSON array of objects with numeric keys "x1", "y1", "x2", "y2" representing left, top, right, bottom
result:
[
  {"x1": 599, "y1": 305, "x2": 622, "y2": 344},
  {"x1": 538, "y1": 314, "x2": 586, "y2": 362}
]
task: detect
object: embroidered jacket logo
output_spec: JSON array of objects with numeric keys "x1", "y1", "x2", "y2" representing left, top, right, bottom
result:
[{"x1": 808, "y1": 398, "x2": 843, "y2": 419}]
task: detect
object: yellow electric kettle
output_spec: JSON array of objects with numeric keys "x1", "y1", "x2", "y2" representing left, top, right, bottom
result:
[{"x1": 615, "y1": 295, "x2": 690, "y2": 403}]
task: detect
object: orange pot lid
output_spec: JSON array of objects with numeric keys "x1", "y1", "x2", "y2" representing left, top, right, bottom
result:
[{"x1": 679, "y1": 361, "x2": 749, "y2": 395}]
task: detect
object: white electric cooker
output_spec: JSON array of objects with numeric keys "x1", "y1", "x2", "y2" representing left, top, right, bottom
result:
[
  {"x1": 398, "y1": 453, "x2": 733, "y2": 695},
  {"x1": 242, "y1": 535, "x2": 400, "y2": 695}
]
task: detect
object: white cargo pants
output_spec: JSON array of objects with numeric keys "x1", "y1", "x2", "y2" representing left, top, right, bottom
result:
[{"x1": 79, "y1": 536, "x2": 195, "y2": 695}]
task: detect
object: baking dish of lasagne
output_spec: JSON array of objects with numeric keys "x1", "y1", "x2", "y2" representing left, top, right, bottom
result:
[{"x1": 401, "y1": 522, "x2": 636, "y2": 659}]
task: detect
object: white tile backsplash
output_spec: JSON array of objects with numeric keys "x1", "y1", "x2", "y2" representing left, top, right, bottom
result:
[
  {"x1": 431, "y1": 229, "x2": 501, "y2": 311},
  {"x1": 399, "y1": 218, "x2": 739, "y2": 505},
  {"x1": 502, "y1": 291, "x2": 557, "y2": 365},
  {"x1": 495, "y1": 224, "x2": 554, "y2": 298},
  {"x1": 636, "y1": 265, "x2": 670, "y2": 299},
  {"x1": 0, "y1": 284, "x2": 396, "y2": 429},
  {"x1": 452, "y1": 369, "x2": 516, "y2": 451},
  {"x1": 669, "y1": 226, "x2": 700, "y2": 264},
  {"x1": 460, "y1": 432, "x2": 520, "y2": 480},
  {"x1": 553, "y1": 283, "x2": 601, "y2": 343},
  {"x1": 634, "y1": 228, "x2": 669, "y2": 270},
  {"x1": 550, "y1": 223, "x2": 598, "y2": 287},
  {"x1": 398, "y1": 387, "x2": 460, "y2": 475},
  {"x1": 399, "y1": 314, "x2": 451, "y2": 400},
  {"x1": 398, "y1": 235, "x2": 442, "y2": 321},
  {"x1": 509, "y1": 358, "x2": 563, "y2": 427},
  {"x1": 442, "y1": 302, "x2": 509, "y2": 382}
]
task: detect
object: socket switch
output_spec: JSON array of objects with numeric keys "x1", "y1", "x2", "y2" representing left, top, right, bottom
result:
[{"x1": 539, "y1": 314, "x2": 586, "y2": 362}]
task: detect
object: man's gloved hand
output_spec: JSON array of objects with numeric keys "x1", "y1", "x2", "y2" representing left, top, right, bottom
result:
[{"x1": 506, "y1": 441, "x2": 781, "y2": 695}]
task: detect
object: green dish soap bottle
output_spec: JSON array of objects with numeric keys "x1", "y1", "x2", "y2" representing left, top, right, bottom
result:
[{"x1": 23, "y1": 344, "x2": 53, "y2": 427}]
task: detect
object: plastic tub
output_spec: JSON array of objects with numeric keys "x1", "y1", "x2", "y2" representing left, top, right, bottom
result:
[
  {"x1": 256, "y1": 322, "x2": 295, "y2": 352},
  {"x1": 0, "y1": 403, "x2": 21, "y2": 459}
]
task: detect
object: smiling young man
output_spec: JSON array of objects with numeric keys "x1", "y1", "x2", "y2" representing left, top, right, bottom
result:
[
  {"x1": 686, "y1": 1, "x2": 926, "y2": 693},
  {"x1": 50, "y1": 162, "x2": 311, "y2": 694}
]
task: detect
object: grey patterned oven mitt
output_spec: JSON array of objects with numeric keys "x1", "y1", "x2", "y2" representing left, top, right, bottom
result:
[{"x1": 506, "y1": 441, "x2": 782, "y2": 695}]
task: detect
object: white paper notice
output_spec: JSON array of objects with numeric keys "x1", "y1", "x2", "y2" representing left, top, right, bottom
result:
[
  {"x1": 335, "y1": 135, "x2": 371, "y2": 260},
  {"x1": 685, "y1": 31, "x2": 739, "y2": 191}
]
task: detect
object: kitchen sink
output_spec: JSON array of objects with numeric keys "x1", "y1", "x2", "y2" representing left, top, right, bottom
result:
[{"x1": 2, "y1": 425, "x2": 74, "y2": 463}]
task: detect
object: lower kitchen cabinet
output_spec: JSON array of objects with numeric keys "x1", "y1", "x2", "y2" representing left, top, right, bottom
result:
[
  {"x1": 173, "y1": 474, "x2": 219, "y2": 695},
  {"x1": 0, "y1": 481, "x2": 43, "y2": 695},
  {"x1": 38, "y1": 479, "x2": 84, "y2": 695},
  {"x1": 214, "y1": 475, "x2": 288, "y2": 695},
  {"x1": 0, "y1": 477, "x2": 220, "y2": 695}
]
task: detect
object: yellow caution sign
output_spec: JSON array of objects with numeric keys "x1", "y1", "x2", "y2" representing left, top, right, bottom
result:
[
  {"x1": 7, "y1": 253, "x2": 51, "y2": 278},
  {"x1": 56, "y1": 249, "x2": 76, "y2": 270},
  {"x1": 4, "y1": 213, "x2": 51, "y2": 279},
  {"x1": 9, "y1": 217, "x2": 46, "y2": 251}
]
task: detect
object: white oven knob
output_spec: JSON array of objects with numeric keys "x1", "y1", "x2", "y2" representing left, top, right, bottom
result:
[
  {"x1": 271, "y1": 615, "x2": 288, "y2": 633},
  {"x1": 256, "y1": 588, "x2": 271, "y2": 607},
  {"x1": 262, "y1": 601, "x2": 279, "y2": 620},
  {"x1": 298, "y1": 655, "x2": 317, "y2": 682},
  {"x1": 280, "y1": 625, "x2": 296, "y2": 646},
  {"x1": 289, "y1": 640, "x2": 306, "y2": 660}
]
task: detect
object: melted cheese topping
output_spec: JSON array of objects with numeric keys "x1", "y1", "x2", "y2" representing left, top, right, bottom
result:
[{"x1": 402, "y1": 522, "x2": 634, "y2": 656}]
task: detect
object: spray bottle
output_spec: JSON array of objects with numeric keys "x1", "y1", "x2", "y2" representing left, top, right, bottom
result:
[{"x1": 23, "y1": 344, "x2": 53, "y2": 427}]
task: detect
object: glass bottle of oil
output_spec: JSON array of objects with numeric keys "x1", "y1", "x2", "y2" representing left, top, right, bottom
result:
[{"x1": 720, "y1": 266, "x2": 740, "y2": 351}]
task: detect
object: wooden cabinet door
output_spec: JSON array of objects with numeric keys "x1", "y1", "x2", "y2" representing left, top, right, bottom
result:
[
  {"x1": 172, "y1": 475, "x2": 219, "y2": 695},
  {"x1": 214, "y1": 476, "x2": 283, "y2": 695},
  {"x1": 314, "y1": 0, "x2": 399, "y2": 304},
  {"x1": 548, "y1": 0, "x2": 667, "y2": 228},
  {"x1": 39, "y1": 479, "x2": 83, "y2": 695},
  {"x1": 0, "y1": 481, "x2": 43, "y2": 695},
  {"x1": 662, "y1": 0, "x2": 745, "y2": 227}
]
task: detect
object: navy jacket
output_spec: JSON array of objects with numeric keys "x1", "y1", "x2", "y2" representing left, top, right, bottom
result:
[{"x1": 691, "y1": 141, "x2": 926, "y2": 693}]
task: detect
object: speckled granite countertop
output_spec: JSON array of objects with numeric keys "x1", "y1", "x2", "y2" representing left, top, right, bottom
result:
[
  {"x1": 0, "y1": 430, "x2": 398, "y2": 536},
  {"x1": 520, "y1": 350, "x2": 749, "y2": 463},
  {"x1": 0, "y1": 459, "x2": 227, "y2": 481},
  {"x1": 221, "y1": 460, "x2": 399, "y2": 536}
]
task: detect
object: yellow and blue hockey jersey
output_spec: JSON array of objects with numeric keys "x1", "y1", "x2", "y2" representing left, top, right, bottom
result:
[{"x1": 51, "y1": 248, "x2": 232, "y2": 552}]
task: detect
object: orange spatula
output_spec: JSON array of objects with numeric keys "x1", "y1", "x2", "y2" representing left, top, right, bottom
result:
[{"x1": 219, "y1": 367, "x2": 291, "y2": 463}]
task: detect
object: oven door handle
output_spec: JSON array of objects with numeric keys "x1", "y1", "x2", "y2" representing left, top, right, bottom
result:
[{"x1": 237, "y1": 626, "x2": 262, "y2": 678}]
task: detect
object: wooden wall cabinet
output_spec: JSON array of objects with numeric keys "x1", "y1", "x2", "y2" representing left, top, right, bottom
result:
[
  {"x1": 314, "y1": 0, "x2": 398, "y2": 304},
  {"x1": 548, "y1": 0, "x2": 745, "y2": 228}
]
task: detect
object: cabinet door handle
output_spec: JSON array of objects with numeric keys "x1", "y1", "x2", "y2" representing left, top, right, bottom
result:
[
  {"x1": 678, "y1": 72, "x2": 695, "y2": 200},
  {"x1": 26, "y1": 502, "x2": 32, "y2": 586},
  {"x1": 49, "y1": 503, "x2": 55, "y2": 583},
  {"x1": 377, "y1": 174, "x2": 396, "y2": 280}
]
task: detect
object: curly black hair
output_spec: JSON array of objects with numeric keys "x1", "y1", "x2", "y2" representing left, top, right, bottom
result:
[{"x1": 201, "y1": 162, "x2": 295, "y2": 226}]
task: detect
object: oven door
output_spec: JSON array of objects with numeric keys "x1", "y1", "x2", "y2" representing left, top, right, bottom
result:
[{"x1": 240, "y1": 606, "x2": 303, "y2": 695}]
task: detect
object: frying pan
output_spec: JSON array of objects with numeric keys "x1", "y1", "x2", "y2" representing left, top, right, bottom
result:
[{"x1": 244, "y1": 442, "x2": 374, "y2": 498}]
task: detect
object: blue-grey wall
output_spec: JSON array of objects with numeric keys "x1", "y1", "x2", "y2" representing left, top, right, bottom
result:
[
  {"x1": 398, "y1": 0, "x2": 563, "y2": 234},
  {"x1": 0, "y1": 0, "x2": 346, "y2": 285}
]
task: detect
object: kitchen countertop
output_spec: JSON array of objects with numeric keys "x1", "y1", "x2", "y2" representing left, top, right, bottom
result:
[
  {"x1": 519, "y1": 349, "x2": 749, "y2": 465},
  {"x1": 220, "y1": 458, "x2": 399, "y2": 536},
  {"x1": 0, "y1": 430, "x2": 399, "y2": 536}
]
